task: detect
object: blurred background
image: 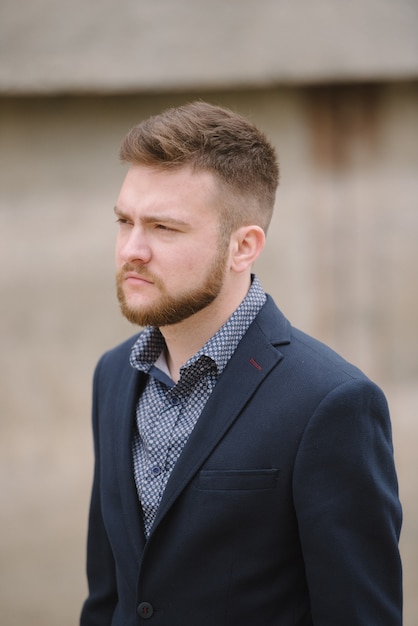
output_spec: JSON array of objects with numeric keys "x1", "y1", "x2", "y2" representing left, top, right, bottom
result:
[{"x1": 1, "y1": 1, "x2": 417, "y2": 624}]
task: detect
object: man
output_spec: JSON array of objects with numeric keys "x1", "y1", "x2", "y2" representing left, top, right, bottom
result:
[{"x1": 80, "y1": 101, "x2": 402, "y2": 625}]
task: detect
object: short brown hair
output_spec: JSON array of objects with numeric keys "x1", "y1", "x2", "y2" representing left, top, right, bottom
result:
[{"x1": 119, "y1": 101, "x2": 279, "y2": 233}]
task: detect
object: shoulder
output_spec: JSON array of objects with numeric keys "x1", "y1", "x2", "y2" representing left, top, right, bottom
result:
[
  {"x1": 256, "y1": 295, "x2": 374, "y2": 392},
  {"x1": 289, "y1": 325, "x2": 366, "y2": 381}
]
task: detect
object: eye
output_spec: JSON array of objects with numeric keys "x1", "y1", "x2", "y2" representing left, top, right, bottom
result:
[
  {"x1": 116, "y1": 217, "x2": 131, "y2": 226},
  {"x1": 155, "y1": 223, "x2": 176, "y2": 232}
]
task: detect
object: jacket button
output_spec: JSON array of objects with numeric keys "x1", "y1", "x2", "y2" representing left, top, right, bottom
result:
[{"x1": 137, "y1": 601, "x2": 154, "y2": 619}]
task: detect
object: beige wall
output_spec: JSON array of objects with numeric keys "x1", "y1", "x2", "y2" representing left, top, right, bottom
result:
[{"x1": 1, "y1": 85, "x2": 417, "y2": 624}]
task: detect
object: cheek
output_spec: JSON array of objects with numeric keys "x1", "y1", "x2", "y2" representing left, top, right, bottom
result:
[
  {"x1": 162, "y1": 251, "x2": 208, "y2": 288},
  {"x1": 187, "y1": 247, "x2": 214, "y2": 272}
]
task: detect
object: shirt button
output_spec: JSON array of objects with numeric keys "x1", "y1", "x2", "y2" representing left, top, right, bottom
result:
[
  {"x1": 137, "y1": 601, "x2": 154, "y2": 619},
  {"x1": 151, "y1": 465, "x2": 162, "y2": 476}
]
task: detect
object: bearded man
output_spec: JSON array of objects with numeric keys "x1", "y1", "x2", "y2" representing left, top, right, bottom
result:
[{"x1": 80, "y1": 101, "x2": 402, "y2": 626}]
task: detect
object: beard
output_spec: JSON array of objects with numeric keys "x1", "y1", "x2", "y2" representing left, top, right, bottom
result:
[{"x1": 116, "y1": 243, "x2": 229, "y2": 327}]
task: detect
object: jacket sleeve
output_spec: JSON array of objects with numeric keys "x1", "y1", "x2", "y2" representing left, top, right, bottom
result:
[
  {"x1": 80, "y1": 359, "x2": 118, "y2": 626},
  {"x1": 293, "y1": 379, "x2": 402, "y2": 626}
]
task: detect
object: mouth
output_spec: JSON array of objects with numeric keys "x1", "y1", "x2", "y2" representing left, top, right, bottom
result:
[{"x1": 124, "y1": 272, "x2": 154, "y2": 285}]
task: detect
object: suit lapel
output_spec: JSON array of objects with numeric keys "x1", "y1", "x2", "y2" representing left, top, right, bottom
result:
[
  {"x1": 151, "y1": 299, "x2": 290, "y2": 534},
  {"x1": 114, "y1": 366, "x2": 147, "y2": 556}
]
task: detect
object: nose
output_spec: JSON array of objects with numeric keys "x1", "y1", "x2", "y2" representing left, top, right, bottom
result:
[{"x1": 117, "y1": 226, "x2": 152, "y2": 265}]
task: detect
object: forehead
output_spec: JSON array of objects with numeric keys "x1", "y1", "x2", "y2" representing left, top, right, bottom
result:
[{"x1": 118, "y1": 165, "x2": 220, "y2": 217}]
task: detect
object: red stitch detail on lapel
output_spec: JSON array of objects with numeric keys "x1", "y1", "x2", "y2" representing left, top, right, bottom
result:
[{"x1": 249, "y1": 357, "x2": 262, "y2": 370}]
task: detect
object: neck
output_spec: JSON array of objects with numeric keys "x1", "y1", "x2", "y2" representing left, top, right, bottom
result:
[{"x1": 160, "y1": 274, "x2": 251, "y2": 383}]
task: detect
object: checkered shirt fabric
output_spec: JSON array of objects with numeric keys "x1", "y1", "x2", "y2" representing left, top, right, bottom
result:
[{"x1": 130, "y1": 275, "x2": 266, "y2": 537}]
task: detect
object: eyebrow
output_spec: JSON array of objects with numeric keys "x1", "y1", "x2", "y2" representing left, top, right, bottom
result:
[{"x1": 114, "y1": 206, "x2": 190, "y2": 228}]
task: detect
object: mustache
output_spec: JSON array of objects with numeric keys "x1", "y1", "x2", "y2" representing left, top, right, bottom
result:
[{"x1": 119, "y1": 262, "x2": 152, "y2": 278}]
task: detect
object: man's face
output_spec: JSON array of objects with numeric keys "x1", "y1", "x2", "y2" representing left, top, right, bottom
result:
[{"x1": 115, "y1": 165, "x2": 230, "y2": 327}]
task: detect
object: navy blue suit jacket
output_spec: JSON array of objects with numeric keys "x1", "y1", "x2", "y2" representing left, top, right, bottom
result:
[{"x1": 81, "y1": 296, "x2": 402, "y2": 625}]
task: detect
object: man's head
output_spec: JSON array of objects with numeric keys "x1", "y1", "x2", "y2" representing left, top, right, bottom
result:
[
  {"x1": 115, "y1": 102, "x2": 279, "y2": 329},
  {"x1": 119, "y1": 101, "x2": 279, "y2": 237}
]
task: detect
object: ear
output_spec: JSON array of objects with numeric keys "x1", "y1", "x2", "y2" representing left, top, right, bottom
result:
[{"x1": 230, "y1": 225, "x2": 265, "y2": 273}]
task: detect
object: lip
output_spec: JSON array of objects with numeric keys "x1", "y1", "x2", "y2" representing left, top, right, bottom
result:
[{"x1": 124, "y1": 272, "x2": 154, "y2": 285}]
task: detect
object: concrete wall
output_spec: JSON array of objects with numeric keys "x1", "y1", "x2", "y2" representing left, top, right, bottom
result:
[{"x1": 1, "y1": 85, "x2": 417, "y2": 624}]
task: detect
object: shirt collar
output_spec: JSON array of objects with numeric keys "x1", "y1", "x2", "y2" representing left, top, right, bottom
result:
[
  {"x1": 130, "y1": 274, "x2": 266, "y2": 379},
  {"x1": 183, "y1": 274, "x2": 266, "y2": 376}
]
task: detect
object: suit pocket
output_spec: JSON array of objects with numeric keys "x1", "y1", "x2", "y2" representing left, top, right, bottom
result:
[{"x1": 198, "y1": 468, "x2": 279, "y2": 491}]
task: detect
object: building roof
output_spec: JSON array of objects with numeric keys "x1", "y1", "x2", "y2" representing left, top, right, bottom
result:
[{"x1": 1, "y1": 0, "x2": 417, "y2": 94}]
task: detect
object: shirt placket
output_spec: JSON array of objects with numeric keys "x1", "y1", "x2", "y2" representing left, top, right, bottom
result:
[{"x1": 141, "y1": 387, "x2": 184, "y2": 534}]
